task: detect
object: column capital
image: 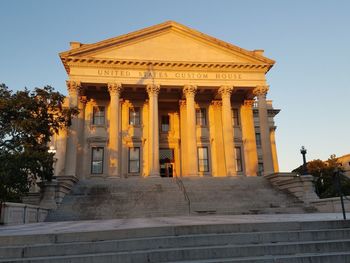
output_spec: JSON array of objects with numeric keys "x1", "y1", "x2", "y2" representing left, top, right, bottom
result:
[
  {"x1": 183, "y1": 85, "x2": 197, "y2": 97},
  {"x1": 146, "y1": 84, "x2": 160, "y2": 96},
  {"x1": 218, "y1": 85, "x2": 234, "y2": 98},
  {"x1": 179, "y1": 100, "x2": 186, "y2": 108},
  {"x1": 253, "y1": 85, "x2": 269, "y2": 96},
  {"x1": 108, "y1": 83, "x2": 122, "y2": 95},
  {"x1": 79, "y1": 96, "x2": 88, "y2": 105},
  {"x1": 210, "y1": 100, "x2": 222, "y2": 107},
  {"x1": 66, "y1": 81, "x2": 81, "y2": 95},
  {"x1": 243, "y1": 99, "x2": 255, "y2": 108}
]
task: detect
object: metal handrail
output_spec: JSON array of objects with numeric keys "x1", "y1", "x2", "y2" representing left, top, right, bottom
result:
[{"x1": 173, "y1": 175, "x2": 191, "y2": 215}]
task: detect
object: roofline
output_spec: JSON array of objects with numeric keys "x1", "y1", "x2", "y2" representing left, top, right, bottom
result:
[{"x1": 59, "y1": 20, "x2": 275, "y2": 67}]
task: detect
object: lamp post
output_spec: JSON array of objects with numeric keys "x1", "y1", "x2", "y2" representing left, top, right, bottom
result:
[{"x1": 300, "y1": 146, "x2": 307, "y2": 175}]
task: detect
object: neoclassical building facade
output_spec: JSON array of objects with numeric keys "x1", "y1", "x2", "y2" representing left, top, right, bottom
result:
[{"x1": 52, "y1": 21, "x2": 280, "y2": 179}]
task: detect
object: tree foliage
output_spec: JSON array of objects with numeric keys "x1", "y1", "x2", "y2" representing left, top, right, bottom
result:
[
  {"x1": 292, "y1": 155, "x2": 350, "y2": 198},
  {"x1": 0, "y1": 84, "x2": 78, "y2": 202}
]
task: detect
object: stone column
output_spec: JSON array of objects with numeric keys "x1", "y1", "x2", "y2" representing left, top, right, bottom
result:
[
  {"x1": 218, "y1": 85, "x2": 236, "y2": 176},
  {"x1": 270, "y1": 127, "x2": 279, "y2": 172},
  {"x1": 108, "y1": 83, "x2": 122, "y2": 177},
  {"x1": 64, "y1": 80, "x2": 81, "y2": 178},
  {"x1": 76, "y1": 96, "x2": 87, "y2": 178},
  {"x1": 241, "y1": 99, "x2": 258, "y2": 176},
  {"x1": 183, "y1": 85, "x2": 198, "y2": 176},
  {"x1": 253, "y1": 86, "x2": 274, "y2": 175},
  {"x1": 147, "y1": 84, "x2": 160, "y2": 177}
]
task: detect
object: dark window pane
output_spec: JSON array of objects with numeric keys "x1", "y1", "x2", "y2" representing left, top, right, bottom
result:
[
  {"x1": 161, "y1": 115, "x2": 170, "y2": 132},
  {"x1": 235, "y1": 147, "x2": 243, "y2": 172},
  {"x1": 198, "y1": 147, "x2": 209, "y2": 172},
  {"x1": 196, "y1": 108, "x2": 206, "y2": 126},
  {"x1": 232, "y1": 108, "x2": 240, "y2": 126},
  {"x1": 129, "y1": 147, "x2": 140, "y2": 173}
]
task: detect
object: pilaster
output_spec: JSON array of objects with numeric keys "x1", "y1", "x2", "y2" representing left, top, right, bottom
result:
[{"x1": 241, "y1": 99, "x2": 258, "y2": 176}]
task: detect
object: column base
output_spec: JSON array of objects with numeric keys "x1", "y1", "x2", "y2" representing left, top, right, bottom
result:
[{"x1": 148, "y1": 172, "x2": 160, "y2": 177}]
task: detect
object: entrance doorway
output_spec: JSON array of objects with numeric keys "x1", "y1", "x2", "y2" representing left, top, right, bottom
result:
[{"x1": 159, "y1": 148, "x2": 174, "y2": 177}]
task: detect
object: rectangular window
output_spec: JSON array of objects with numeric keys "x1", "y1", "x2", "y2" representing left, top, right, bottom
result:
[
  {"x1": 198, "y1": 147, "x2": 209, "y2": 172},
  {"x1": 258, "y1": 162, "x2": 264, "y2": 176},
  {"x1": 91, "y1": 147, "x2": 104, "y2": 174},
  {"x1": 128, "y1": 147, "x2": 140, "y2": 173},
  {"x1": 255, "y1": 133, "x2": 262, "y2": 147},
  {"x1": 129, "y1": 107, "x2": 140, "y2": 125},
  {"x1": 232, "y1": 108, "x2": 240, "y2": 126},
  {"x1": 161, "y1": 115, "x2": 170, "y2": 132},
  {"x1": 196, "y1": 108, "x2": 207, "y2": 126},
  {"x1": 235, "y1": 147, "x2": 243, "y2": 172},
  {"x1": 92, "y1": 106, "x2": 105, "y2": 125}
]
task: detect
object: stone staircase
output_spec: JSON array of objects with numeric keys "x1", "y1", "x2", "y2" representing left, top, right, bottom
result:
[
  {"x1": 46, "y1": 176, "x2": 311, "y2": 221},
  {"x1": 182, "y1": 177, "x2": 310, "y2": 215},
  {"x1": 1, "y1": 218, "x2": 350, "y2": 262},
  {"x1": 46, "y1": 177, "x2": 189, "y2": 221}
]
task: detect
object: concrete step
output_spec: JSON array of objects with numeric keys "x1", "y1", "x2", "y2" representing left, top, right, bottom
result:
[
  {"x1": 2, "y1": 239, "x2": 350, "y2": 262},
  {"x1": 2, "y1": 228, "x2": 350, "y2": 259}
]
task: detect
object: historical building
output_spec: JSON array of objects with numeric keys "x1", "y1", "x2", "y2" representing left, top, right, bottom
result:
[{"x1": 51, "y1": 21, "x2": 280, "y2": 179}]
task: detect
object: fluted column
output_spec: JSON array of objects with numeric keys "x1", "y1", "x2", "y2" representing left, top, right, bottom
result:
[
  {"x1": 241, "y1": 99, "x2": 258, "y2": 176},
  {"x1": 76, "y1": 96, "x2": 87, "y2": 178},
  {"x1": 183, "y1": 85, "x2": 198, "y2": 176},
  {"x1": 65, "y1": 80, "x2": 81, "y2": 177},
  {"x1": 270, "y1": 127, "x2": 279, "y2": 172},
  {"x1": 253, "y1": 85, "x2": 274, "y2": 175},
  {"x1": 108, "y1": 83, "x2": 122, "y2": 177},
  {"x1": 218, "y1": 85, "x2": 236, "y2": 176},
  {"x1": 147, "y1": 84, "x2": 160, "y2": 177}
]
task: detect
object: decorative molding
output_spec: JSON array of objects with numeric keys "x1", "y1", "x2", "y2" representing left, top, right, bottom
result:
[
  {"x1": 183, "y1": 85, "x2": 197, "y2": 97},
  {"x1": 86, "y1": 136, "x2": 108, "y2": 144},
  {"x1": 210, "y1": 100, "x2": 222, "y2": 107},
  {"x1": 146, "y1": 84, "x2": 160, "y2": 96},
  {"x1": 79, "y1": 96, "x2": 88, "y2": 105},
  {"x1": 66, "y1": 80, "x2": 81, "y2": 95},
  {"x1": 243, "y1": 99, "x2": 255, "y2": 108},
  {"x1": 107, "y1": 82, "x2": 122, "y2": 95},
  {"x1": 179, "y1": 100, "x2": 186, "y2": 108},
  {"x1": 253, "y1": 85, "x2": 269, "y2": 96}
]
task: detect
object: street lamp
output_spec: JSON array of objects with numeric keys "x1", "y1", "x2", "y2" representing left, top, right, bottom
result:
[{"x1": 300, "y1": 146, "x2": 307, "y2": 175}]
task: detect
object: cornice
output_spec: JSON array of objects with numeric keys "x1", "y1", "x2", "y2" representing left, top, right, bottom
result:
[{"x1": 63, "y1": 57, "x2": 271, "y2": 74}]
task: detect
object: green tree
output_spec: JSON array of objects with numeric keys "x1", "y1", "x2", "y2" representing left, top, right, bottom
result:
[
  {"x1": 0, "y1": 84, "x2": 78, "y2": 202},
  {"x1": 292, "y1": 155, "x2": 350, "y2": 198}
]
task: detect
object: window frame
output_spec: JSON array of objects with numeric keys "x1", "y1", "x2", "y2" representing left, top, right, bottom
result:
[
  {"x1": 235, "y1": 146, "x2": 243, "y2": 172},
  {"x1": 128, "y1": 147, "x2": 140, "y2": 173},
  {"x1": 197, "y1": 147, "x2": 209, "y2": 172},
  {"x1": 91, "y1": 147, "x2": 104, "y2": 174},
  {"x1": 255, "y1": 132, "x2": 262, "y2": 148},
  {"x1": 161, "y1": 115, "x2": 170, "y2": 132},
  {"x1": 129, "y1": 107, "x2": 141, "y2": 126},
  {"x1": 232, "y1": 108, "x2": 240, "y2": 126},
  {"x1": 196, "y1": 108, "x2": 207, "y2": 126},
  {"x1": 92, "y1": 106, "x2": 105, "y2": 126}
]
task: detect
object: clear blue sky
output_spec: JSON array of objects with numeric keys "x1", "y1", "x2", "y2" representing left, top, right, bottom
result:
[{"x1": 1, "y1": 0, "x2": 349, "y2": 172}]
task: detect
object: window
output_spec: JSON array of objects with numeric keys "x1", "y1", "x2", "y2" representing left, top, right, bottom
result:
[
  {"x1": 91, "y1": 147, "x2": 104, "y2": 174},
  {"x1": 129, "y1": 107, "x2": 140, "y2": 125},
  {"x1": 198, "y1": 147, "x2": 209, "y2": 172},
  {"x1": 92, "y1": 106, "x2": 105, "y2": 125},
  {"x1": 258, "y1": 162, "x2": 264, "y2": 176},
  {"x1": 235, "y1": 147, "x2": 243, "y2": 172},
  {"x1": 255, "y1": 133, "x2": 262, "y2": 147},
  {"x1": 196, "y1": 108, "x2": 207, "y2": 126},
  {"x1": 161, "y1": 115, "x2": 170, "y2": 132},
  {"x1": 232, "y1": 108, "x2": 240, "y2": 126},
  {"x1": 128, "y1": 147, "x2": 140, "y2": 173}
]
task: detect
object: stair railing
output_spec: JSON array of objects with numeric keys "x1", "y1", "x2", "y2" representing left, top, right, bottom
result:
[{"x1": 173, "y1": 173, "x2": 191, "y2": 215}]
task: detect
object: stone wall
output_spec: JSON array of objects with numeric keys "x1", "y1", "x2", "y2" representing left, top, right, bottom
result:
[{"x1": 0, "y1": 202, "x2": 48, "y2": 225}]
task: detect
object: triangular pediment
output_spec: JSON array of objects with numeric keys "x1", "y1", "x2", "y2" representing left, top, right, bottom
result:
[{"x1": 60, "y1": 21, "x2": 274, "y2": 69}]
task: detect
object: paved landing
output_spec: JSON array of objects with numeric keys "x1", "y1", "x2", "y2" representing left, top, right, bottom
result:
[{"x1": 1, "y1": 213, "x2": 349, "y2": 236}]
